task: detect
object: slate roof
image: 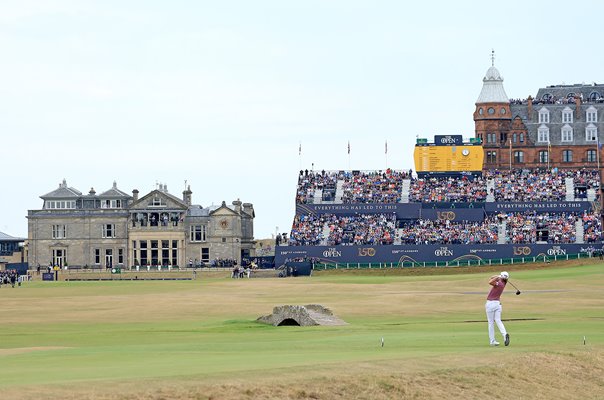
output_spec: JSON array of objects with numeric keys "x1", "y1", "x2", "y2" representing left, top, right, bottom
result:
[
  {"x1": 41, "y1": 179, "x2": 82, "y2": 199},
  {"x1": 98, "y1": 181, "x2": 132, "y2": 198}
]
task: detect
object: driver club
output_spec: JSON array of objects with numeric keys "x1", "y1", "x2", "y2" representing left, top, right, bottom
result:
[{"x1": 508, "y1": 280, "x2": 521, "y2": 295}]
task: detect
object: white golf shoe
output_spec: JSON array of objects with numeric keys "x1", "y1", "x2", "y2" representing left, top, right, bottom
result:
[{"x1": 490, "y1": 341, "x2": 500, "y2": 346}]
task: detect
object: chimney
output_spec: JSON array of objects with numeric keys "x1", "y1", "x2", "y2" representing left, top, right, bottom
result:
[
  {"x1": 132, "y1": 189, "x2": 139, "y2": 201},
  {"x1": 527, "y1": 96, "x2": 533, "y2": 121},
  {"x1": 243, "y1": 203, "x2": 254, "y2": 218},
  {"x1": 576, "y1": 96, "x2": 582, "y2": 120},
  {"x1": 232, "y1": 199, "x2": 242, "y2": 214},
  {"x1": 183, "y1": 185, "x2": 192, "y2": 206}
]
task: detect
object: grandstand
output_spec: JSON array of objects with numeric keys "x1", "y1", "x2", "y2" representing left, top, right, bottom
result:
[{"x1": 275, "y1": 166, "x2": 603, "y2": 267}]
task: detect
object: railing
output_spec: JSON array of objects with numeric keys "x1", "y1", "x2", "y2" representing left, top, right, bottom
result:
[{"x1": 314, "y1": 252, "x2": 591, "y2": 270}]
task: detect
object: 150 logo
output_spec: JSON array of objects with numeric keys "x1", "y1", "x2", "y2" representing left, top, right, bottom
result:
[
  {"x1": 437, "y1": 211, "x2": 456, "y2": 220},
  {"x1": 513, "y1": 247, "x2": 531, "y2": 256},
  {"x1": 358, "y1": 248, "x2": 376, "y2": 257}
]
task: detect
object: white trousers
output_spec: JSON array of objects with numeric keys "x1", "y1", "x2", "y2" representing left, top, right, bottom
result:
[{"x1": 485, "y1": 300, "x2": 507, "y2": 344}]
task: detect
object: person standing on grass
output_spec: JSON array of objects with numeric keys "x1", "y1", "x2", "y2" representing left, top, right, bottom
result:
[{"x1": 485, "y1": 271, "x2": 510, "y2": 347}]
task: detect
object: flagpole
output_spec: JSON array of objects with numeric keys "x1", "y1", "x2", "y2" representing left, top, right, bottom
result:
[
  {"x1": 347, "y1": 141, "x2": 351, "y2": 171},
  {"x1": 509, "y1": 136, "x2": 512, "y2": 171},
  {"x1": 385, "y1": 140, "x2": 388, "y2": 169},
  {"x1": 298, "y1": 142, "x2": 302, "y2": 170}
]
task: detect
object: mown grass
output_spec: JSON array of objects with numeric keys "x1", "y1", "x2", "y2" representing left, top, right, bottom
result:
[{"x1": 0, "y1": 261, "x2": 603, "y2": 399}]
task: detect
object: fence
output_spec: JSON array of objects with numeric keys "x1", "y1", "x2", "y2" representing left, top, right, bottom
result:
[{"x1": 314, "y1": 252, "x2": 591, "y2": 270}]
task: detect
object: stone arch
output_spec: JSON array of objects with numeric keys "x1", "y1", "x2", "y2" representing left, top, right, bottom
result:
[{"x1": 277, "y1": 318, "x2": 301, "y2": 326}]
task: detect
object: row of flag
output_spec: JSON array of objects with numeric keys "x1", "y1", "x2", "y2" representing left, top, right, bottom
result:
[{"x1": 298, "y1": 141, "x2": 389, "y2": 156}]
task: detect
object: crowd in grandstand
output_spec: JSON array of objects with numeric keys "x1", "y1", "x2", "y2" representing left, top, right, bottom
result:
[
  {"x1": 286, "y1": 210, "x2": 602, "y2": 246},
  {"x1": 397, "y1": 217, "x2": 499, "y2": 245},
  {"x1": 295, "y1": 168, "x2": 600, "y2": 204},
  {"x1": 409, "y1": 175, "x2": 488, "y2": 203}
]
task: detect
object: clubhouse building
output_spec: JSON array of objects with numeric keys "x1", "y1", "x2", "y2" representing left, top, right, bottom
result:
[{"x1": 27, "y1": 180, "x2": 255, "y2": 269}]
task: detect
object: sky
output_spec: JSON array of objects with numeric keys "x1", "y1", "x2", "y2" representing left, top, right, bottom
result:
[{"x1": 2, "y1": 0, "x2": 604, "y2": 239}]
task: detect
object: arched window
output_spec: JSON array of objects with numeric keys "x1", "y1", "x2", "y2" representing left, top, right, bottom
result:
[
  {"x1": 486, "y1": 151, "x2": 497, "y2": 163},
  {"x1": 589, "y1": 91, "x2": 601, "y2": 102}
]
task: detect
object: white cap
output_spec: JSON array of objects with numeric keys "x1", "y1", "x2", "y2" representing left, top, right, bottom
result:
[{"x1": 500, "y1": 271, "x2": 509, "y2": 280}]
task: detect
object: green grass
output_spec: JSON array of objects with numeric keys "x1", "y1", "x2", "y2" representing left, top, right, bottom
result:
[{"x1": 1, "y1": 262, "x2": 603, "y2": 399}]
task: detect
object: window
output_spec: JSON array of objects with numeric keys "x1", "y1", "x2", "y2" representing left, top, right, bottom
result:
[
  {"x1": 562, "y1": 107, "x2": 573, "y2": 123},
  {"x1": 94, "y1": 248, "x2": 101, "y2": 264},
  {"x1": 513, "y1": 151, "x2": 524, "y2": 163},
  {"x1": 561, "y1": 125, "x2": 573, "y2": 142},
  {"x1": 538, "y1": 108, "x2": 550, "y2": 123},
  {"x1": 586, "y1": 124, "x2": 598, "y2": 142},
  {"x1": 190, "y1": 225, "x2": 207, "y2": 242},
  {"x1": 118, "y1": 249, "x2": 124, "y2": 264},
  {"x1": 562, "y1": 150, "x2": 573, "y2": 162},
  {"x1": 45, "y1": 200, "x2": 76, "y2": 209},
  {"x1": 201, "y1": 248, "x2": 209, "y2": 262},
  {"x1": 537, "y1": 125, "x2": 550, "y2": 143},
  {"x1": 589, "y1": 92, "x2": 601, "y2": 102},
  {"x1": 539, "y1": 150, "x2": 549, "y2": 163},
  {"x1": 101, "y1": 199, "x2": 122, "y2": 209},
  {"x1": 486, "y1": 151, "x2": 497, "y2": 163},
  {"x1": 586, "y1": 106, "x2": 597, "y2": 123},
  {"x1": 487, "y1": 133, "x2": 497, "y2": 144},
  {"x1": 519, "y1": 133, "x2": 524, "y2": 143},
  {"x1": 52, "y1": 225, "x2": 67, "y2": 239},
  {"x1": 102, "y1": 224, "x2": 115, "y2": 238},
  {"x1": 587, "y1": 150, "x2": 597, "y2": 162},
  {"x1": 150, "y1": 197, "x2": 166, "y2": 207}
]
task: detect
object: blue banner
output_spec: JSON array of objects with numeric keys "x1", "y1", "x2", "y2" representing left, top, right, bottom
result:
[
  {"x1": 296, "y1": 203, "x2": 421, "y2": 219},
  {"x1": 274, "y1": 243, "x2": 599, "y2": 266}
]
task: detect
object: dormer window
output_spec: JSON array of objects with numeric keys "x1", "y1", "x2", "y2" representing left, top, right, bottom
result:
[
  {"x1": 45, "y1": 200, "x2": 76, "y2": 209},
  {"x1": 561, "y1": 125, "x2": 573, "y2": 142},
  {"x1": 101, "y1": 199, "x2": 122, "y2": 209},
  {"x1": 538, "y1": 108, "x2": 550, "y2": 124},
  {"x1": 586, "y1": 106, "x2": 598, "y2": 123},
  {"x1": 562, "y1": 107, "x2": 573, "y2": 123},
  {"x1": 586, "y1": 124, "x2": 598, "y2": 142},
  {"x1": 537, "y1": 124, "x2": 550, "y2": 143},
  {"x1": 589, "y1": 91, "x2": 601, "y2": 102}
]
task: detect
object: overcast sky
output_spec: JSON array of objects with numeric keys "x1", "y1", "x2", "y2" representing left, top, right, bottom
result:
[{"x1": 2, "y1": 1, "x2": 603, "y2": 239}]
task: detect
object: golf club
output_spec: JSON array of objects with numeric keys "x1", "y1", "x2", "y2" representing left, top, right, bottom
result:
[{"x1": 507, "y1": 280, "x2": 521, "y2": 295}]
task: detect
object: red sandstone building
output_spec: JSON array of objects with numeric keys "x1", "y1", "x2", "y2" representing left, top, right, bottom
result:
[{"x1": 474, "y1": 62, "x2": 604, "y2": 174}]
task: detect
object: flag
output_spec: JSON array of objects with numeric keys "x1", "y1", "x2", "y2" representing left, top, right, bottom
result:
[
  {"x1": 298, "y1": 142, "x2": 301, "y2": 156},
  {"x1": 385, "y1": 140, "x2": 388, "y2": 154},
  {"x1": 347, "y1": 141, "x2": 350, "y2": 155}
]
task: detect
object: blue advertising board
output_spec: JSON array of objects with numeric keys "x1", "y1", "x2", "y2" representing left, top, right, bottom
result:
[{"x1": 274, "y1": 243, "x2": 598, "y2": 266}]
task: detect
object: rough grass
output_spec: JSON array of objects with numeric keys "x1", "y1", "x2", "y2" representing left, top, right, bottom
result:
[{"x1": 1, "y1": 259, "x2": 603, "y2": 399}]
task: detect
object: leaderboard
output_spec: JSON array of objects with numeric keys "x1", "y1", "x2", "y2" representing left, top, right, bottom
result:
[{"x1": 413, "y1": 135, "x2": 484, "y2": 173}]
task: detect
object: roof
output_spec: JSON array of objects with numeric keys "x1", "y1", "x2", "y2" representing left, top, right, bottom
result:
[
  {"x1": 41, "y1": 179, "x2": 82, "y2": 199},
  {"x1": 535, "y1": 83, "x2": 604, "y2": 102},
  {"x1": 0, "y1": 231, "x2": 25, "y2": 241},
  {"x1": 98, "y1": 181, "x2": 132, "y2": 198},
  {"x1": 476, "y1": 65, "x2": 509, "y2": 104}
]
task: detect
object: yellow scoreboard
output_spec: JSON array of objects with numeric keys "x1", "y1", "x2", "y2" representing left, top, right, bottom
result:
[{"x1": 414, "y1": 144, "x2": 484, "y2": 173}]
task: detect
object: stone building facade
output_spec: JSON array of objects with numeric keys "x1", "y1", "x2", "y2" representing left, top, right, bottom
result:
[
  {"x1": 27, "y1": 180, "x2": 255, "y2": 269},
  {"x1": 474, "y1": 62, "x2": 604, "y2": 173}
]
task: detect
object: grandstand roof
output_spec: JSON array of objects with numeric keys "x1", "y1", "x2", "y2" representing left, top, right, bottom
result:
[{"x1": 0, "y1": 232, "x2": 25, "y2": 241}]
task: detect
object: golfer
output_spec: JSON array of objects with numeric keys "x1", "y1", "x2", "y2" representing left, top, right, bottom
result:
[{"x1": 485, "y1": 271, "x2": 510, "y2": 346}]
